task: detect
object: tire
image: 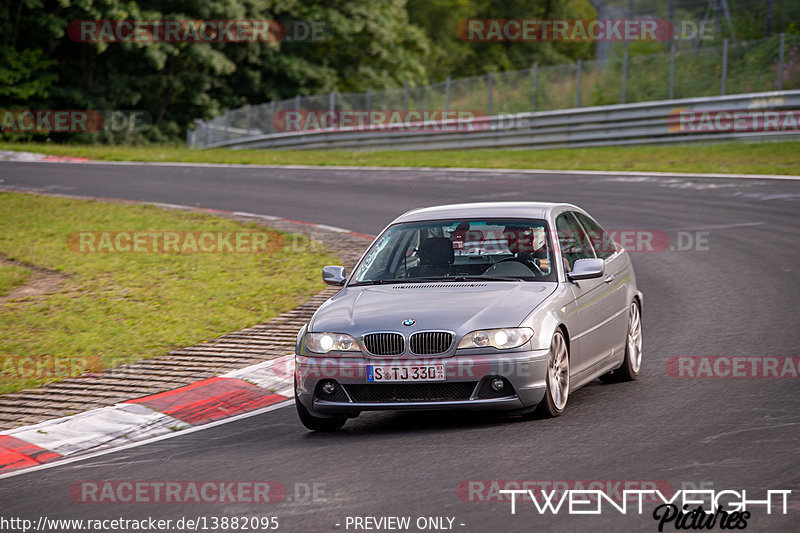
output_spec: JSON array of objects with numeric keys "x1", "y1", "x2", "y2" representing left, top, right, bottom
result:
[
  {"x1": 295, "y1": 393, "x2": 347, "y2": 432},
  {"x1": 533, "y1": 330, "x2": 570, "y2": 418},
  {"x1": 600, "y1": 301, "x2": 642, "y2": 383}
]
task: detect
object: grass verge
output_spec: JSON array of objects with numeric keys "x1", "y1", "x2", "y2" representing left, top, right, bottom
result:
[
  {"x1": 0, "y1": 263, "x2": 31, "y2": 296},
  {"x1": 0, "y1": 191, "x2": 337, "y2": 395},
  {"x1": 2, "y1": 140, "x2": 799, "y2": 175}
]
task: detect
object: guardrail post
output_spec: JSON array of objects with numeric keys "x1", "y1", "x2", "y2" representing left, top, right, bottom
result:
[
  {"x1": 245, "y1": 104, "x2": 251, "y2": 133},
  {"x1": 622, "y1": 50, "x2": 629, "y2": 104},
  {"x1": 721, "y1": 39, "x2": 728, "y2": 95},
  {"x1": 669, "y1": 43, "x2": 675, "y2": 99},
  {"x1": 575, "y1": 59, "x2": 582, "y2": 108},
  {"x1": 487, "y1": 72, "x2": 493, "y2": 116},
  {"x1": 624, "y1": 0, "x2": 632, "y2": 103},
  {"x1": 668, "y1": 0, "x2": 674, "y2": 47},
  {"x1": 777, "y1": 33, "x2": 785, "y2": 90},
  {"x1": 269, "y1": 101, "x2": 276, "y2": 134},
  {"x1": 295, "y1": 95, "x2": 300, "y2": 111},
  {"x1": 329, "y1": 91, "x2": 335, "y2": 114},
  {"x1": 223, "y1": 110, "x2": 230, "y2": 141},
  {"x1": 366, "y1": 87, "x2": 372, "y2": 114},
  {"x1": 205, "y1": 122, "x2": 210, "y2": 146},
  {"x1": 445, "y1": 76, "x2": 451, "y2": 112},
  {"x1": 532, "y1": 63, "x2": 539, "y2": 112},
  {"x1": 403, "y1": 81, "x2": 409, "y2": 112},
  {"x1": 193, "y1": 119, "x2": 203, "y2": 148}
]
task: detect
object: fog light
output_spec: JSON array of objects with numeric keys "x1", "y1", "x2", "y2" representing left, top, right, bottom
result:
[
  {"x1": 491, "y1": 378, "x2": 504, "y2": 391},
  {"x1": 321, "y1": 381, "x2": 337, "y2": 395}
]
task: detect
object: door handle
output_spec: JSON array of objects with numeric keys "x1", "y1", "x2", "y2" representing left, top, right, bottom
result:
[{"x1": 604, "y1": 274, "x2": 614, "y2": 283}]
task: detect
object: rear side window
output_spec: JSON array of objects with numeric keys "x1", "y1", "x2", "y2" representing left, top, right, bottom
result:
[{"x1": 574, "y1": 212, "x2": 614, "y2": 260}]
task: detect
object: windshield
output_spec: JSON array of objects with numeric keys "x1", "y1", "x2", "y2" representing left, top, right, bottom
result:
[{"x1": 350, "y1": 218, "x2": 556, "y2": 285}]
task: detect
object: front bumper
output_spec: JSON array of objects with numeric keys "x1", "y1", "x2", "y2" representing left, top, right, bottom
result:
[{"x1": 295, "y1": 349, "x2": 549, "y2": 416}]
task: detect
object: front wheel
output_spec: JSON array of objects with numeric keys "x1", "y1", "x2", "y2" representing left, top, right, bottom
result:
[
  {"x1": 533, "y1": 330, "x2": 570, "y2": 418},
  {"x1": 295, "y1": 394, "x2": 346, "y2": 431}
]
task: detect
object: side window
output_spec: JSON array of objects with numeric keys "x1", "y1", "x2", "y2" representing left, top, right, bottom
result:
[
  {"x1": 575, "y1": 212, "x2": 614, "y2": 260},
  {"x1": 555, "y1": 212, "x2": 595, "y2": 272}
]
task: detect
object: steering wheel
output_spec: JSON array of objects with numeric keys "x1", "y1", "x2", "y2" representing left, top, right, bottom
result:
[{"x1": 491, "y1": 257, "x2": 545, "y2": 277}]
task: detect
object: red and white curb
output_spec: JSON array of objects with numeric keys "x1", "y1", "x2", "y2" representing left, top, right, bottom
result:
[
  {"x1": 0, "y1": 355, "x2": 294, "y2": 476},
  {"x1": 0, "y1": 150, "x2": 87, "y2": 163}
]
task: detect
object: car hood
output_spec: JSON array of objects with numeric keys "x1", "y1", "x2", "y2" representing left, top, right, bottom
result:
[{"x1": 309, "y1": 281, "x2": 557, "y2": 335}]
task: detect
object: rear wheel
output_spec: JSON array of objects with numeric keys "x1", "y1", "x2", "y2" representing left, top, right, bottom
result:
[
  {"x1": 533, "y1": 330, "x2": 570, "y2": 418},
  {"x1": 600, "y1": 301, "x2": 642, "y2": 383},
  {"x1": 295, "y1": 390, "x2": 346, "y2": 432}
]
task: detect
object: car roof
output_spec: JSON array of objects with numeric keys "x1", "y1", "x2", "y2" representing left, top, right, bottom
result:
[{"x1": 392, "y1": 202, "x2": 576, "y2": 224}]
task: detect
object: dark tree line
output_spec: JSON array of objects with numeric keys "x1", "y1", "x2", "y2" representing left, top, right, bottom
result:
[{"x1": 1, "y1": 0, "x2": 795, "y2": 142}]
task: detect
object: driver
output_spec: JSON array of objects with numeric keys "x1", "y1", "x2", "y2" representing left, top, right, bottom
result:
[{"x1": 506, "y1": 226, "x2": 549, "y2": 274}]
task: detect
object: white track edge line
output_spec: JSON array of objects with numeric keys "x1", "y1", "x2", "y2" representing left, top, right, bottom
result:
[{"x1": 3, "y1": 157, "x2": 798, "y2": 180}]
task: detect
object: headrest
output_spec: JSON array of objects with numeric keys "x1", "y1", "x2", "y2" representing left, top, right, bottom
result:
[{"x1": 418, "y1": 237, "x2": 454, "y2": 266}]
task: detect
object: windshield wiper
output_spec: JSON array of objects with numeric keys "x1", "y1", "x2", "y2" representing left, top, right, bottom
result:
[
  {"x1": 352, "y1": 278, "x2": 436, "y2": 286},
  {"x1": 353, "y1": 275, "x2": 528, "y2": 286},
  {"x1": 450, "y1": 275, "x2": 526, "y2": 282}
]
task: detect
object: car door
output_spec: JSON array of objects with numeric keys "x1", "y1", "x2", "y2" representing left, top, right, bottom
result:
[
  {"x1": 556, "y1": 212, "x2": 618, "y2": 383},
  {"x1": 574, "y1": 211, "x2": 631, "y2": 359}
]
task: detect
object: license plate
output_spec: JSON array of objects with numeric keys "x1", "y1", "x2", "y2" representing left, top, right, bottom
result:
[{"x1": 366, "y1": 364, "x2": 445, "y2": 382}]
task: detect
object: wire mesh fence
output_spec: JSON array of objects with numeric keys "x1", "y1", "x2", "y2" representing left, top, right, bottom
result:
[{"x1": 189, "y1": 33, "x2": 800, "y2": 148}]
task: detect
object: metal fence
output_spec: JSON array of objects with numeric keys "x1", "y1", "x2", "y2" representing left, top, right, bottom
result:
[
  {"x1": 190, "y1": 90, "x2": 800, "y2": 151},
  {"x1": 189, "y1": 33, "x2": 800, "y2": 150}
]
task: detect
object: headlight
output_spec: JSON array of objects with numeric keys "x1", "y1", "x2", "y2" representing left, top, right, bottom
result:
[
  {"x1": 457, "y1": 328, "x2": 533, "y2": 350},
  {"x1": 304, "y1": 332, "x2": 360, "y2": 354}
]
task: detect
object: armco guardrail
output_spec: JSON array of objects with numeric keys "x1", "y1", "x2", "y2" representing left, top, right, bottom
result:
[{"x1": 192, "y1": 90, "x2": 800, "y2": 151}]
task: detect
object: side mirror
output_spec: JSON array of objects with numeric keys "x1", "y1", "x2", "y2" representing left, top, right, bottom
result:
[
  {"x1": 567, "y1": 258, "x2": 604, "y2": 281},
  {"x1": 322, "y1": 265, "x2": 347, "y2": 286}
]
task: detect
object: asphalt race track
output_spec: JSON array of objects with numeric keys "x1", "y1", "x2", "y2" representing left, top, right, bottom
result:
[{"x1": 1, "y1": 161, "x2": 799, "y2": 532}]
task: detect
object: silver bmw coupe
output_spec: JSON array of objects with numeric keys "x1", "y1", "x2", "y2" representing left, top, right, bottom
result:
[{"x1": 295, "y1": 202, "x2": 643, "y2": 431}]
